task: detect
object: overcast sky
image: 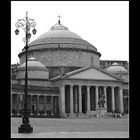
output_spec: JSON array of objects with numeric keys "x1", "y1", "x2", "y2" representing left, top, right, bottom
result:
[{"x1": 11, "y1": 1, "x2": 129, "y2": 64}]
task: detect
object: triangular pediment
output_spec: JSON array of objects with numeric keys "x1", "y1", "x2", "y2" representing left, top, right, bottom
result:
[{"x1": 62, "y1": 66, "x2": 120, "y2": 81}]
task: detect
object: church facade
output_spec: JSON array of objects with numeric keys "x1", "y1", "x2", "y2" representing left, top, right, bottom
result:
[{"x1": 11, "y1": 19, "x2": 129, "y2": 118}]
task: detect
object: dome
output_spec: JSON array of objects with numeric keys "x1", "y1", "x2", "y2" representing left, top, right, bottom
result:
[
  {"x1": 16, "y1": 57, "x2": 49, "y2": 79},
  {"x1": 106, "y1": 62, "x2": 128, "y2": 74},
  {"x1": 37, "y1": 22, "x2": 82, "y2": 40},
  {"x1": 18, "y1": 57, "x2": 48, "y2": 71},
  {"x1": 18, "y1": 20, "x2": 101, "y2": 69},
  {"x1": 26, "y1": 20, "x2": 98, "y2": 52},
  {"x1": 37, "y1": 30, "x2": 82, "y2": 40}
]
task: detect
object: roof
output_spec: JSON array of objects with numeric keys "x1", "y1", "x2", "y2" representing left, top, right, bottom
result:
[
  {"x1": 22, "y1": 21, "x2": 98, "y2": 54},
  {"x1": 37, "y1": 22, "x2": 82, "y2": 40},
  {"x1": 18, "y1": 21, "x2": 101, "y2": 58},
  {"x1": 51, "y1": 64, "x2": 122, "y2": 81},
  {"x1": 27, "y1": 37, "x2": 97, "y2": 53},
  {"x1": 37, "y1": 30, "x2": 82, "y2": 40}
]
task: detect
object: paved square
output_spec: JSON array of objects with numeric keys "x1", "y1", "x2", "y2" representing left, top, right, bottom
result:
[{"x1": 11, "y1": 117, "x2": 129, "y2": 138}]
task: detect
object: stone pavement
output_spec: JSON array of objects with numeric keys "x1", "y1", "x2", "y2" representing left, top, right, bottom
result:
[
  {"x1": 11, "y1": 131, "x2": 129, "y2": 138},
  {"x1": 11, "y1": 117, "x2": 129, "y2": 138}
]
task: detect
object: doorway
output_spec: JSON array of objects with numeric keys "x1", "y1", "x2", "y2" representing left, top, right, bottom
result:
[{"x1": 82, "y1": 93, "x2": 86, "y2": 113}]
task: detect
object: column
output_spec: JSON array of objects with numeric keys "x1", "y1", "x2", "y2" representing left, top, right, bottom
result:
[
  {"x1": 78, "y1": 85, "x2": 82, "y2": 114},
  {"x1": 70, "y1": 85, "x2": 74, "y2": 114},
  {"x1": 59, "y1": 84, "x2": 66, "y2": 117},
  {"x1": 30, "y1": 95, "x2": 33, "y2": 115},
  {"x1": 87, "y1": 85, "x2": 90, "y2": 112},
  {"x1": 44, "y1": 95, "x2": 47, "y2": 115},
  {"x1": 51, "y1": 96, "x2": 54, "y2": 115},
  {"x1": 37, "y1": 95, "x2": 40, "y2": 115},
  {"x1": 111, "y1": 87, "x2": 115, "y2": 112},
  {"x1": 95, "y1": 86, "x2": 99, "y2": 109},
  {"x1": 11, "y1": 94, "x2": 13, "y2": 116},
  {"x1": 74, "y1": 86, "x2": 78, "y2": 113},
  {"x1": 119, "y1": 87, "x2": 124, "y2": 114},
  {"x1": 104, "y1": 86, "x2": 107, "y2": 109},
  {"x1": 17, "y1": 94, "x2": 19, "y2": 115}
]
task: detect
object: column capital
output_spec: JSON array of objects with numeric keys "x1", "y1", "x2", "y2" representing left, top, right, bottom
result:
[
  {"x1": 87, "y1": 85, "x2": 90, "y2": 88},
  {"x1": 59, "y1": 85, "x2": 65, "y2": 91},
  {"x1": 78, "y1": 85, "x2": 82, "y2": 88},
  {"x1": 70, "y1": 84, "x2": 74, "y2": 88},
  {"x1": 61, "y1": 84, "x2": 66, "y2": 87},
  {"x1": 119, "y1": 86, "x2": 123, "y2": 90},
  {"x1": 95, "y1": 85, "x2": 99, "y2": 88},
  {"x1": 111, "y1": 86, "x2": 115, "y2": 89}
]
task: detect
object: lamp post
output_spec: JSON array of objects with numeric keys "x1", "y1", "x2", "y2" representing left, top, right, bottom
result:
[{"x1": 15, "y1": 11, "x2": 37, "y2": 133}]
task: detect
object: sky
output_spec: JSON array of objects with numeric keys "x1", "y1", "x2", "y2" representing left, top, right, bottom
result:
[{"x1": 11, "y1": 1, "x2": 129, "y2": 64}]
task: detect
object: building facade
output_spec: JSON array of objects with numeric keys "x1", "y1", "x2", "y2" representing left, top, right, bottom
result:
[{"x1": 11, "y1": 19, "x2": 129, "y2": 118}]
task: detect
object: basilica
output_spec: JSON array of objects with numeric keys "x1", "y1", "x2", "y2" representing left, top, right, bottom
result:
[{"x1": 11, "y1": 18, "x2": 129, "y2": 118}]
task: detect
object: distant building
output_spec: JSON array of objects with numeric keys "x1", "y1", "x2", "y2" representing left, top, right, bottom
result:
[{"x1": 11, "y1": 19, "x2": 129, "y2": 118}]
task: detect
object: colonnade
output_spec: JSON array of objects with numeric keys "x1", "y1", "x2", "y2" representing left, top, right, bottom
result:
[
  {"x1": 11, "y1": 85, "x2": 124, "y2": 117},
  {"x1": 59, "y1": 84, "x2": 124, "y2": 117},
  {"x1": 11, "y1": 94, "x2": 59, "y2": 116}
]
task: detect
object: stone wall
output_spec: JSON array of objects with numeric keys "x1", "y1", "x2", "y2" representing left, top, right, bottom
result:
[
  {"x1": 19, "y1": 49, "x2": 100, "y2": 68},
  {"x1": 16, "y1": 79, "x2": 53, "y2": 87},
  {"x1": 16, "y1": 70, "x2": 49, "y2": 80},
  {"x1": 47, "y1": 66, "x2": 81, "y2": 78}
]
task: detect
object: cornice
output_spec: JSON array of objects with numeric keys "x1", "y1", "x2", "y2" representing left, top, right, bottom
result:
[{"x1": 18, "y1": 47, "x2": 101, "y2": 58}]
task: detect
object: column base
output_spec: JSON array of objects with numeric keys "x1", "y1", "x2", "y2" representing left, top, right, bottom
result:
[
  {"x1": 18, "y1": 124, "x2": 33, "y2": 133},
  {"x1": 78, "y1": 112, "x2": 83, "y2": 115},
  {"x1": 51, "y1": 112, "x2": 54, "y2": 116},
  {"x1": 77, "y1": 112, "x2": 86, "y2": 118},
  {"x1": 86, "y1": 110, "x2": 91, "y2": 115},
  {"x1": 59, "y1": 112, "x2": 67, "y2": 118},
  {"x1": 69, "y1": 112, "x2": 76, "y2": 118}
]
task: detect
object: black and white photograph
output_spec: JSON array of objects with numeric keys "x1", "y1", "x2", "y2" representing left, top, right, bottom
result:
[{"x1": 11, "y1": 1, "x2": 129, "y2": 138}]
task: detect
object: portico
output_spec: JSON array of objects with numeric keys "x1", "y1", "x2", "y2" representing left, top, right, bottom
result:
[
  {"x1": 59, "y1": 83, "x2": 124, "y2": 117},
  {"x1": 55, "y1": 65, "x2": 124, "y2": 118}
]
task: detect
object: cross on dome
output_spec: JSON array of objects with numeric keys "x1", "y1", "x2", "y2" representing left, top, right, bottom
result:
[{"x1": 58, "y1": 15, "x2": 61, "y2": 24}]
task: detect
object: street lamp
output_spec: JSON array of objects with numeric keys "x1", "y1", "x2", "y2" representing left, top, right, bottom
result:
[{"x1": 15, "y1": 11, "x2": 37, "y2": 133}]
